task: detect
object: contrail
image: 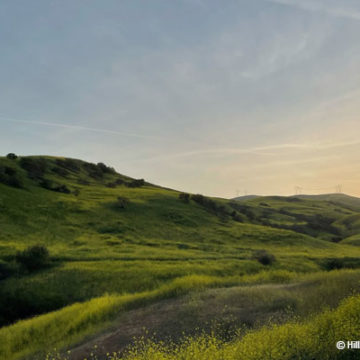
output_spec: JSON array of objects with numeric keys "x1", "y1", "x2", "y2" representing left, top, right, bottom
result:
[
  {"x1": 0, "y1": 116, "x2": 160, "y2": 140},
  {"x1": 263, "y1": 0, "x2": 360, "y2": 21}
]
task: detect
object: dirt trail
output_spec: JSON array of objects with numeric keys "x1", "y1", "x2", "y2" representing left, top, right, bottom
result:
[
  {"x1": 69, "y1": 296, "x2": 192, "y2": 359},
  {"x1": 68, "y1": 283, "x2": 299, "y2": 359}
]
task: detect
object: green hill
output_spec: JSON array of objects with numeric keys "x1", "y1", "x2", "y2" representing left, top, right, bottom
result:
[
  {"x1": 231, "y1": 193, "x2": 360, "y2": 242},
  {"x1": 1, "y1": 155, "x2": 360, "y2": 359}
]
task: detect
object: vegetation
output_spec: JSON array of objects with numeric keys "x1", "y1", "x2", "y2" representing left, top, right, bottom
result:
[
  {"x1": 6, "y1": 153, "x2": 18, "y2": 160},
  {"x1": 0, "y1": 155, "x2": 360, "y2": 359},
  {"x1": 15, "y1": 245, "x2": 50, "y2": 272},
  {"x1": 178, "y1": 192, "x2": 190, "y2": 203},
  {"x1": 252, "y1": 249, "x2": 276, "y2": 265},
  {"x1": 106, "y1": 294, "x2": 360, "y2": 360}
]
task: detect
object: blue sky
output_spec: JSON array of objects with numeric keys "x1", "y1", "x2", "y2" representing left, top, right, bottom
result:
[{"x1": 1, "y1": 0, "x2": 360, "y2": 198}]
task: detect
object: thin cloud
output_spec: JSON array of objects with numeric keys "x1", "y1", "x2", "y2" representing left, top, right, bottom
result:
[
  {"x1": 140, "y1": 140, "x2": 360, "y2": 163},
  {"x1": 252, "y1": 155, "x2": 340, "y2": 169},
  {"x1": 264, "y1": 0, "x2": 360, "y2": 21},
  {"x1": 0, "y1": 116, "x2": 161, "y2": 140}
]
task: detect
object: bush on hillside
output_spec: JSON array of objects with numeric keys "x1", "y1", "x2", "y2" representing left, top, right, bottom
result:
[
  {"x1": 55, "y1": 158, "x2": 80, "y2": 172},
  {"x1": 128, "y1": 179, "x2": 145, "y2": 188},
  {"x1": 191, "y1": 194, "x2": 218, "y2": 213},
  {"x1": 6, "y1": 153, "x2": 18, "y2": 160},
  {"x1": 114, "y1": 196, "x2": 130, "y2": 209},
  {"x1": 19, "y1": 157, "x2": 47, "y2": 179},
  {"x1": 0, "y1": 166, "x2": 23, "y2": 188},
  {"x1": 191, "y1": 194, "x2": 229, "y2": 220},
  {"x1": 97, "y1": 162, "x2": 116, "y2": 174},
  {"x1": 253, "y1": 250, "x2": 276, "y2": 265},
  {"x1": 51, "y1": 166, "x2": 70, "y2": 177},
  {"x1": 15, "y1": 245, "x2": 50, "y2": 271},
  {"x1": 229, "y1": 203, "x2": 256, "y2": 221},
  {"x1": 77, "y1": 178, "x2": 90, "y2": 185},
  {"x1": 321, "y1": 258, "x2": 345, "y2": 271},
  {"x1": 179, "y1": 192, "x2": 190, "y2": 203},
  {"x1": 320, "y1": 257, "x2": 360, "y2": 271},
  {"x1": 83, "y1": 162, "x2": 104, "y2": 179},
  {"x1": 231, "y1": 211, "x2": 243, "y2": 222},
  {"x1": 0, "y1": 261, "x2": 18, "y2": 280},
  {"x1": 39, "y1": 179, "x2": 71, "y2": 194}
]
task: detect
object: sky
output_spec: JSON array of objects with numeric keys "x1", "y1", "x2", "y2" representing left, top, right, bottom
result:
[{"x1": 1, "y1": 0, "x2": 360, "y2": 198}]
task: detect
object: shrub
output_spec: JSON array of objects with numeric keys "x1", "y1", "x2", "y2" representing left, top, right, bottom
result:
[
  {"x1": 191, "y1": 194, "x2": 229, "y2": 219},
  {"x1": 77, "y1": 178, "x2": 90, "y2": 185},
  {"x1": 231, "y1": 211, "x2": 243, "y2": 222},
  {"x1": 114, "y1": 196, "x2": 130, "y2": 209},
  {"x1": 83, "y1": 162, "x2": 103, "y2": 179},
  {"x1": 51, "y1": 166, "x2": 69, "y2": 177},
  {"x1": 128, "y1": 179, "x2": 145, "y2": 188},
  {"x1": 6, "y1": 153, "x2": 17, "y2": 160},
  {"x1": 15, "y1": 245, "x2": 50, "y2": 271},
  {"x1": 253, "y1": 250, "x2": 276, "y2": 265},
  {"x1": 19, "y1": 157, "x2": 47, "y2": 179},
  {"x1": 56, "y1": 184, "x2": 71, "y2": 194},
  {"x1": 0, "y1": 166, "x2": 23, "y2": 188},
  {"x1": 106, "y1": 179, "x2": 125, "y2": 188},
  {"x1": 39, "y1": 178, "x2": 54, "y2": 190},
  {"x1": 322, "y1": 258, "x2": 344, "y2": 271},
  {"x1": 97, "y1": 162, "x2": 116, "y2": 174},
  {"x1": 0, "y1": 261, "x2": 18, "y2": 280},
  {"x1": 39, "y1": 179, "x2": 71, "y2": 194},
  {"x1": 191, "y1": 194, "x2": 206, "y2": 205},
  {"x1": 55, "y1": 158, "x2": 80, "y2": 172},
  {"x1": 179, "y1": 192, "x2": 190, "y2": 203},
  {"x1": 319, "y1": 257, "x2": 360, "y2": 271}
]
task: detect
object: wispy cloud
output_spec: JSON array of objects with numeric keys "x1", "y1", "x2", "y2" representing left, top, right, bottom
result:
[
  {"x1": 139, "y1": 140, "x2": 360, "y2": 163},
  {"x1": 0, "y1": 116, "x2": 161, "y2": 140},
  {"x1": 264, "y1": 0, "x2": 360, "y2": 21},
  {"x1": 252, "y1": 155, "x2": 340, "y2": 169}
]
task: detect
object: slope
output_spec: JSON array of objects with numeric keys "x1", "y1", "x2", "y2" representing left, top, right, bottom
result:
[{"x1": 0, "y1": 155, "x2": 360, "y2": 359}]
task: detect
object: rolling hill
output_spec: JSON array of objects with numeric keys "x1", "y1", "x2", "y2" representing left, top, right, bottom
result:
[{"x1": 1, "y1": 154, "x2": 360, "y2": 359}]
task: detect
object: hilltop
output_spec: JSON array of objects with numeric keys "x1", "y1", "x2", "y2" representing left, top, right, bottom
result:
[{"x1": 1, "y1": 154, "x2": 360, "y2": 359}]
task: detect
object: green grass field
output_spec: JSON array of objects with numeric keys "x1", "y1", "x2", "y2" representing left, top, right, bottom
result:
[{"x1": 1, "y1": 155, "x2": 360, "y2": 359}]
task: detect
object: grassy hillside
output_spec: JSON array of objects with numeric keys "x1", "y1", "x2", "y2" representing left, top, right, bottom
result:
[
  {"x1": 1, "y1": 155, "x2": 360, "y2": 359},
  {"x1": 231, "y1": 194, "x2": 360, "y2": 242}
]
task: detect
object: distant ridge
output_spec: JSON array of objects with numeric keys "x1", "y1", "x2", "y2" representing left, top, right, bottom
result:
[
  {"x1": 232, "y1": 193, "x2": 360, "y2": 211},
  {"x1": 292, "y1": 193, "x2": 360, "y2": 211},
  {"x1": 232, "y1": 195, "x2": 260, "y2": 201}
]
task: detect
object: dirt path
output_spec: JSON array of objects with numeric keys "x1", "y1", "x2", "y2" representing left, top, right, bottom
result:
[
  {"x1": 69, "y1": 296, "x2": 191, "y2": 359},
  {"x1": 68, "y1": 282, "x2": 300, "y2": 359}
]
